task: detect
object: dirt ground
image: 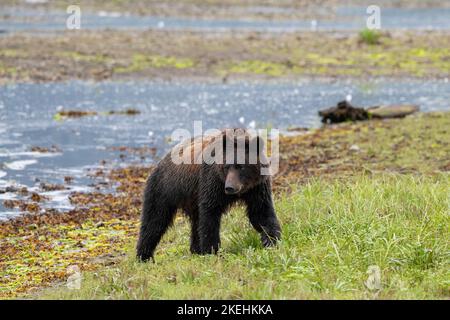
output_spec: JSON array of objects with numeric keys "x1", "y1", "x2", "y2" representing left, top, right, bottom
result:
[{"x1": 1, "y1": 30, "x2": 450, "y2": 83}]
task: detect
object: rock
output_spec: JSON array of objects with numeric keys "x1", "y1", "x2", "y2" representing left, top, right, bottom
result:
[
  {"x1": 66, "y1": 265, "x2": 82, "y2": 290},
  {"x1": 349, "y1": 144, "x2": 360, "y2": 152},
  {"x1": 365, "y1": 265, "x2": 382, "y2": 291}
]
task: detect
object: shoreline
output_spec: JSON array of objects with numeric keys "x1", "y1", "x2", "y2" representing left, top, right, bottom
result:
[
  {"x1": 2, "y1": 30, "x2": 450, "y2": 83},
  {"x1": 2, "y1": 0, "x2": 450, "y2": 20},
  {"x1": 1, "y1": 111, "x2": 449, "y2": 298}
]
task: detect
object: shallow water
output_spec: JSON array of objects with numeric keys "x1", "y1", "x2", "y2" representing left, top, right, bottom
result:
[
  {"x1": 1, "y1": 78, "x2": 450, "y2": 219},
  {"x1": 336, "y1": 6, "x2": 450, "y2": 30},
  {"x1": 1, "y1": 6, "x2": 450, "y2": 32}
]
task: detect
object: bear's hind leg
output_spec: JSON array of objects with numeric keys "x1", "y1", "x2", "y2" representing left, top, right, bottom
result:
[
  {"x1": 136, "y1": 193, "x2": 177, "y2": 261},
  {"x1": 184, "y1": 206, "x2": 201, "y2": 254}
]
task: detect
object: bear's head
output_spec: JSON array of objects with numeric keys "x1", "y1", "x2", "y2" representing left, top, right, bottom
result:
[{"x1": 216, "y1": 129, "x2": 269, "y2": 195}]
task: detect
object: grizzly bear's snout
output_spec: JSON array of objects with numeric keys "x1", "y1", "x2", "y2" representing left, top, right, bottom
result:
[{"x1": 224, "y1": 166, "x2": 243, "y2": 195}]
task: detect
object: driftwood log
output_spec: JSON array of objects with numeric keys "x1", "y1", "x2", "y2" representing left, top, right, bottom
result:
[
  {"x1": 367, "y1": 105, "x2": 420, "y2": 119},
  {"x1": 319, "y1": 101, "x2": 419, "y2": 124}
]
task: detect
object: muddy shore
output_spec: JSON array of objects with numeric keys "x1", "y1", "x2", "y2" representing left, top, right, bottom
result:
[{"x1": 1, "y1": 30, "x2": 450, "y2": 83}]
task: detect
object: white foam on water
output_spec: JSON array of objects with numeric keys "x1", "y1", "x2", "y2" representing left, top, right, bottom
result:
[
  {"x1": 0, "y1": 211, "x2": 23, "y2": 221},
  {"x1": 0, "y1": 170, "x2": 6, "y2": 179},
  {"x1": 97, "y1": 11, "x2": 122, "y2": 18},
  {"x1": 25, "y1": 0, "x2": 48, "y2": 3},
  {"x1": 0, "y1": 192, "x2": 17, "y2": 200},
  {"x1": 0, "y1": 151, "x2": 62, "y2": 158},
  {"x1": 0, "y1": 180, "x2": 9, "y2": 188},
  {"x1": 4, "y1": 159, "x2": 38, "y2": 170},
  {"x1": 39, "y1": 185, "x2": 93, "y2": 209}
]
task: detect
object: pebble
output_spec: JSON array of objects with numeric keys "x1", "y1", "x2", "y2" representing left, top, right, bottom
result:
[{"x1": 349, "y1": 144, "x2": 360, "y2": 152}]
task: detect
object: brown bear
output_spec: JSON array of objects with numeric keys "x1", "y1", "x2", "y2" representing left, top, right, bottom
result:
[{"x1": 136, "y1": 129, "x2": 281, "y2": 261}]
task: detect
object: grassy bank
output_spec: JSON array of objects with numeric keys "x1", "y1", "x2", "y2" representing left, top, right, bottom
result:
[
  {"x1": 42, "y1": 174, "x2": 449, "y2": 299},
  {"x1": 2, "y1": 30, "x2": 450, "y2": 83},
  {"x1": 1, "y1": 112, "x2": 449, "y2": 299}
]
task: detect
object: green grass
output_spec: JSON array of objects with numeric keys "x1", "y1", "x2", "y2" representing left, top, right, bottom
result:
[
  {"x1": 114, "y1": 54, "x2": 195, "y2": 74},
  {"x1": 55, "y1": 51, "x2": 112, "y2": 63},
  {"x1": 42, "y1": 174, "x2": 449, "y2": 299},
  {"x1": 359, "y1": 29, "x2": 382, "y2": 45}
]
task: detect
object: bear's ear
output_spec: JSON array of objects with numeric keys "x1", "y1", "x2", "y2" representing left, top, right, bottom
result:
[
  {"x1": 222, "y1": 132, "x2": 234, "y2": 151},
  {"x1": 221, "y1": 132, "x2": 238, "y2": 165},
  {"x1": 249, "y1": 135, "x2": 264, "y2": 153},
  {"x1": 257, "y1": 136, "x2": 265, "y2": 149},
  {"x1": 246, "y1": 136, "x2": 265, "y2": 164}
]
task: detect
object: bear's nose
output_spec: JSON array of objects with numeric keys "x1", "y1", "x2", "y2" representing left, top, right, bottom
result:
[{"x1": 225, "y1": 186, "x2": 237, "y2": 195}]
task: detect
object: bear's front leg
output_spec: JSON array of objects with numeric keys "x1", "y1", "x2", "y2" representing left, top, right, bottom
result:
[
  {"x1": 254, "y1": 211, "x2": 281, "y2": 248},
  {"x1": 198, "y1": 204, "x2": 223, "y2": 254},
  {"x1": 197, "y1": 177, "x2": 228, "y2": 254},
  {"x1": 244, "y1": 182, "x2": 281, "y2": 247},
  {"x1": 189, "y1": 211, "x2": 202, "y2": 254}
]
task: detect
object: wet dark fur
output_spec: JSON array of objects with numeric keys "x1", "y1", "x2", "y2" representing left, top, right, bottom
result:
[{"x1": 136, "y1": 130, "x2": 281, "y2": 261}]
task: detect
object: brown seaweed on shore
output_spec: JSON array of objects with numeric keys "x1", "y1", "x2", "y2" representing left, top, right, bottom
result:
[
  {"x1": 57, "y1": 110, "x2": 98, "y2": 118},
  {"x1": 107, "y1": 109, "x2": 141, "y2": 116},
  {"x1": 55, "y1": 108, "x2": 141, "y2": 119},
  {"x1": 30, "y1": 145, "x2": 62, "y2": 153},
  {"x1": 39, "y1": 182, "x2": 67, "y2": 192},
  {"x1": 3, "y1": 199, "x2": 41, "y2": 213}
]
